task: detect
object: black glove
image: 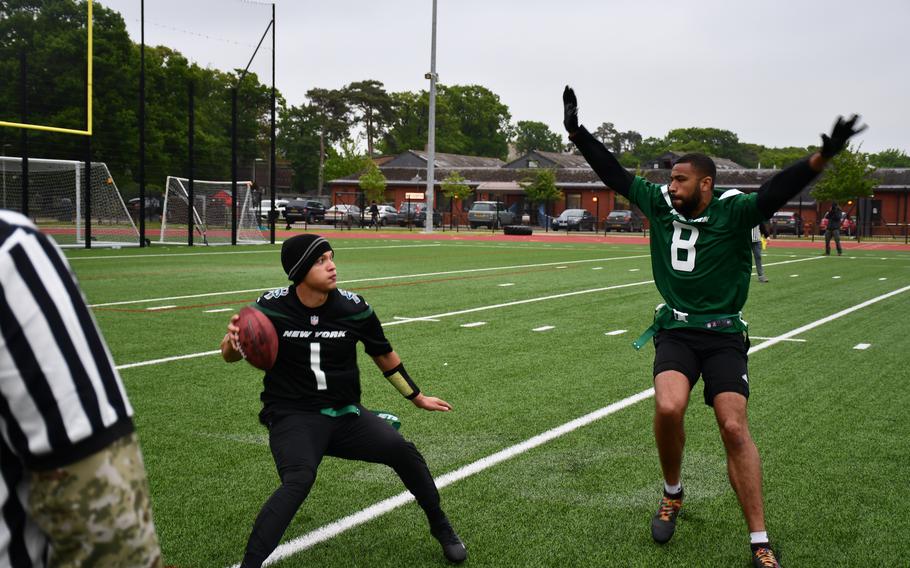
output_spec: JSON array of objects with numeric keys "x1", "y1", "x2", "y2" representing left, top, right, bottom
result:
[
  {"x1": 563, "y1": 86, "x2": 579, "y2": 135},
  {"x1": 820, "y1": 115, "x2": 867, "y2": 159}
]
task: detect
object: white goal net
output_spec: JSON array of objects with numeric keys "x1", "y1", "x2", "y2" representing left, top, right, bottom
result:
[
  {"x1": 159, "y1": 176, "x2": 266, "y2": 245},
  {"x1": 0, "y1": 157, "x2": 139, "y2": 247}
]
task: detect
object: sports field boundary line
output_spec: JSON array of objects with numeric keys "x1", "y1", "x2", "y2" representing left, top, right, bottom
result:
[
  {"x1": 89, "y1": 254, "x2": 651, "y2": 308},
  {"x1": 114, "y1": 256, "x2": 824, "y2": 370},
  {"x1": 68, "y1": 243, "x2": 442, "y2": 262},
  {"x1": 233, "y1": 283, "x2": 909, "y2": 567}
]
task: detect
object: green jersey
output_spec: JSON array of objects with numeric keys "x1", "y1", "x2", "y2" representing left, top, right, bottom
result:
[{"x1": 629, "y1": 176, "x2": 765, "y2": 316}]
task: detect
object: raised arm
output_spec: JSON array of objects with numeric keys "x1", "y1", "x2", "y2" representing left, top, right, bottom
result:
[
  {"x1": 563, "y1": 86, "x2": 634, "y2": 197},
  {"x1": 756, "y1": 115, "x2": 867, "y2": 219}
]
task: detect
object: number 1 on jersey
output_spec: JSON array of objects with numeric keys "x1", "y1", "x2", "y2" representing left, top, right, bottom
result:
[
  {"x1": 670, "y1": 220, "x2": 699, "y2": 272},
  {"x1": 311, "y1": 343, "x2": 327, "y2": 390}
]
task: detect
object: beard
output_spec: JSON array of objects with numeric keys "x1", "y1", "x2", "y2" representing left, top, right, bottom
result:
[{"x1": 672, "y1": 191, "x2": 702, "y2": 218}]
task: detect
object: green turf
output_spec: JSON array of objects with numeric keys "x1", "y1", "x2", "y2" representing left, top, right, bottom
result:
[{"x1": 66, "y1": 237, "x2": 910, "y2": 567}]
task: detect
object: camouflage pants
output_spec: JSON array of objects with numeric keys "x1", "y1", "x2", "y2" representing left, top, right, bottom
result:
[{"x1": 29, "y1": 433, "x2": 162, "y2": 568}]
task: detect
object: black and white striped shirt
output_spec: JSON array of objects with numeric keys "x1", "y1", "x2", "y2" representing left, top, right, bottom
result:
[{"x1": 0, "y1": 210, "x2": 135, "y2": 567}]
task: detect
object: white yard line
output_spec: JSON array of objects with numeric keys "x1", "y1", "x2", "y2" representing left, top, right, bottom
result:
[
  {"x1": 238, "y1": 282, "x2": 910, "y2": 568},
  {"x1": 88, "y1": 254, "x2": 651, "y2": 308},
  {"x1": 68, "y1": 243, "x2": 442, "y2": 261}
]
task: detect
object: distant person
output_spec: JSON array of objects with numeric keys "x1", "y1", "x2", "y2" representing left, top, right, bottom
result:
[
  {"x1": 221, "y1": 234, "x2": 466, "y2": 567},
  {"x1": 0, "y1": 210, "x2": 162, "y2": 567},
  {"x1": 564, "y1": 85, "x2": 865, "y2": 568},
  {"x1": 370, "y1": 200, "x2": 380, "y2": 228},
  {"x1": 823, "y1": 202, "x2": 844, "y2": 255},
  {"x1": 751, "y1": 222, "x2": 770, "y2": 282}
]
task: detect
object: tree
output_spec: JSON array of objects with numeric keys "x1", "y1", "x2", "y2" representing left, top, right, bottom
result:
[
  {"x1": 358, "y1": 160, "x2": 387, "y2": 205},
  {"x1": 324, "y1": 140, "x2": 371, "y2": 185},
  {"x1": 277, "y1": 104, "x2": 321, "y2": 192},
  {"x1": 513, "y1": 120, "x2": 563, "y2": 154},
  {"x1": 521, "y1": 169, "x2": 562, "y2": 225},
  {"x1": 344, "y1": 79, "x2": 395, "y2": 157},
  {"x1": 379, "y1": 90, "x2": 467, "y2": 156},
  {"x1": 442, "y1": 84, "x2": 511, "y2": 159},
  {"x1": 593, "y1": 122, "x2": 621, "y2": 154},
  {"x1": 441, "y1": 170, "x2": 472, "y2": 225},
  {"x1": 306, "y1": 88, "x2": 350, "y2": 195},
  {"x1": 811, "y1": 145, "x2": 877, "y2": 204},
  {"x1": 868, "y1": 148, "x2": 910, "y2": 168}
]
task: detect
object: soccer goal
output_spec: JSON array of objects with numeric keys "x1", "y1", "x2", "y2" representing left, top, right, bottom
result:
[
  {"x1": 159, "y1": 176, "x2": 266, "y2": 245},
  {"x1": 0, "y1": 157, "x2": 139, "y2": 247}
]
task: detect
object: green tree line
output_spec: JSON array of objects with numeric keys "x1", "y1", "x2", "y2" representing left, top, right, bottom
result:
[{"x1": 2, "y1": 0, "x2": 906, "y2": 201}]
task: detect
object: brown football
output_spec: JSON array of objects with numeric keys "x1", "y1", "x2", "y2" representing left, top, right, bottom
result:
[{"x1": 236, "y1": 306, "x2": 278, "y2": 370}]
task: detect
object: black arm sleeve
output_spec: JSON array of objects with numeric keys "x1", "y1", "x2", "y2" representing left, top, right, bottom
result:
[
  {"x1": 569, "y1": 126, "x2": 634, "y2": 198},
  {"x1": 755, "y1": 158, "x2": 820, "y2": 219}
]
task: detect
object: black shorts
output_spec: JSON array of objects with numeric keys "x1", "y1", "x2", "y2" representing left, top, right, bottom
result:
[{"x1": 653, "y1": 328, "x2": 750, "y2": 406}]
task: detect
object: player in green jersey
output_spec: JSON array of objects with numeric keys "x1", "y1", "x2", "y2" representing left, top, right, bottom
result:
[{"x1": 563, "y1": 86, "x2": 865, "y2": 568}]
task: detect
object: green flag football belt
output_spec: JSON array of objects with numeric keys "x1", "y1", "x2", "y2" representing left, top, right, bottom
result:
[
  {"x1": 632, "y1": 303, "x2": 748, "y2": 350},
  {"x1": 319, "y1": 405, "x2": 402, "y2": 430}
]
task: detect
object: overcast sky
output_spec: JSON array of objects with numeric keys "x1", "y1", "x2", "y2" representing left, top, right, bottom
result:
[{"x1": 101, "y1": 0, "x2": 908, "y2": 155}]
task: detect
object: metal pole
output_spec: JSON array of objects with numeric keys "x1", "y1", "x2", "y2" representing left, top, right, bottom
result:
[
  {"x1": 231, "y1": 87, "x2": 238, "y2": 245},
  {"x1": 423, "y1": 0, "x2": 437, "y2": 233},
  {"x1": 20, "y1": 50, "x2": 29, "y2": 219},
  {"x1": 270, "y1": 2, "x2": 276, "y2": 244},
  {"x1": 188, "y1": 80, "x2": 195, "y2": 246},
  {"x1": 139, "y1": 0, "x2": 146, "y2": 246}
]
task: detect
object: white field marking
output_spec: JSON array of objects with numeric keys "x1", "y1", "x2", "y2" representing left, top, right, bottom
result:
[
  {"x1": 879, "y1": 278, "x2": 888, "y2": 281},
  {"x1": 629, "y1": 268, "x2": 641, "y2": 272},
  {"x1": 532, "y1": 325, "x2": 555, "y2": 332},
  {"x1": 67, "y1": 243, "x2": 442, "y2": 262},
  {"x1": 115, "y1": 256, "x2": 825, "y2": 369},
  {"x1": 87, "y1": 254, "x2": 652, "y2": 308},
  {"x1": 592, "y1": 267, "x2": 604, "y2": 270},
  {"x1": 790, "y1": 274, "x2": 799, "y2": 278},
  {"x1": 239, "y1": 283, "x2": 910, "y2": 568},
  {"x1": 146, "y1": 305, "x2": 176, "y2": 311},
  {"x1": 116, "y1": 350, "x2": 221, "y2": 370},
  {"x1": 392, "y1": 316, "x2": 440, "y2": 323},
  {"x1": 853, "y1": 343, "x2": 872, "y2": 350},
  {"x1": 750, "y1": 336, "x2": 806, "y2": 343},
  {"x1": 604, "y1": 329, "x2": 627, "y2": 336},
  {"x1": 556, "y1": 266, "x2": 568, "y2": 269},
  {"x1": 204, "y1": 308, "x2": 234, "y2": 313},
  {"x1": 832, "y1": 276, "x2": 842, "y2": 279},
  {"x1": 497, "y1": 283, "x2": 515, "y2": 287},
  {"x1": 460, "y1": 322, "x2": 487, "y2": 328}
]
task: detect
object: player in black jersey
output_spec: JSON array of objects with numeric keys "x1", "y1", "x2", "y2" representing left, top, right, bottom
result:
[{"x1": 221, "y1": 234, "x2": 466, "y2": 567}]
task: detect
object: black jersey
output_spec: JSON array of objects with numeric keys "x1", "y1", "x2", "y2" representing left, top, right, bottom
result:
[{"x1": 253, "y1": 286, "x2": 392, "y2": 412}]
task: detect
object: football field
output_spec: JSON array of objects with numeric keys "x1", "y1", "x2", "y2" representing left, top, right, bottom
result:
[{"x1": 67, "y1": 234, "x2": 910, "y2": 567}]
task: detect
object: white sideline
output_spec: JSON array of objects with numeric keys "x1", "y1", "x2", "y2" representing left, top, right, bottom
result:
[
  {"x1": 89, "y1": 254, "x2": 651, "y2": 308},
  {"x1": 68, "y1": 243, "x2": 442, "y2": 262},
  {"x1": 235, "y1": 284, "x2": 910, "y2": 568},
  {"x1": 114, "y1": 255, "x2": 823, "y2": 370}
]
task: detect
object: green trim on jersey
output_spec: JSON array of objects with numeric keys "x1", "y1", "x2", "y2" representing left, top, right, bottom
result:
[{"x1": 629, "y1": 176, "x2": 765, "y2": 316}]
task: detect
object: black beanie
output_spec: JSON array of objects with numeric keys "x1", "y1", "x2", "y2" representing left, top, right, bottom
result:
[{"x1": 281, "y1": 234, "x2": 333, "y2": 283}]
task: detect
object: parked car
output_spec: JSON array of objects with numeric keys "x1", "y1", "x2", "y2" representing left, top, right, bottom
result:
[
  {"x1": 551, "y1": 208, "x2": 596, "y2": 231},
  {"x1": 414, "y1": 207, "x2": 443, "y2": 227},
  {"x1": 283, "y1": 199, "x2": 326, "y2": 224},
  {"x1": 467, "y1": 201, "x2": 519, "y2": 229},
  {"x1": 819, "y1": 212, "x2": 855, "y2": 236},
  {"x1": 370, "y1": 204, "x2": 399, "y2": 226},
  {"x1": 397, "y1": 201, "x2": 424, "y2": 227},
  {"x1": 325, "y1": 204, "x2": 362, "y2": 225},
  {"x1": 603, "y1": 209, "x2": 644, "y2": 232},
  {"x1": 769, "y1": 211, "x2": 799, "y2": 235},
  {"x1": 259, "y1": 198, "x2": 289, "y2": 221}
]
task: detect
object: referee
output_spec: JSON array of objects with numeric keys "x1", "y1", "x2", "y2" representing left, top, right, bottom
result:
[{"x1": 0, "y1": 210, "x2": 161, "y2": 567}]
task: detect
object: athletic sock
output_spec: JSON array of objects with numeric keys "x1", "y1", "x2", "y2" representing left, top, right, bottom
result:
[
  {"x1": 750, "y1": 531, "x2": 769, "y2": 547},
  {"x1": 664, "y1": 481, "x2": 682, "y2": 496}
]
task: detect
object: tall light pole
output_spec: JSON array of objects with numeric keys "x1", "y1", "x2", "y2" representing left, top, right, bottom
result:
[{"x1": 423, "y1": 0, "x2": 438, "y2": 233}]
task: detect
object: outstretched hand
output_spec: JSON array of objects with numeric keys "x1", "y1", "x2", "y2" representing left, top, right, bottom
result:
[
  {"x1": 411, "y1": 393, "x2": 452, "y2": 412},
  {"x1": 563, "y1": 86, "x2": 579, "y2": 135},
  {"x1": 821, "y1": 115, "x2": 867, "y2": 159}
]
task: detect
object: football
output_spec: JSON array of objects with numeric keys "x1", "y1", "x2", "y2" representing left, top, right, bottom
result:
[{"x1": 236, "y1": 306, "x2": 278, "y2": 370}]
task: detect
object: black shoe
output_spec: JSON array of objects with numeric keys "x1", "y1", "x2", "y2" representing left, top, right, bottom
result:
[
  {"x1": 751, "y1": 544, "x2": 781, "y2": 567},
  {"x1": 650, "y1": 488, "x2": 683, "y2": 544},
  {"x1": 431, "y1": 521, "x2": 467, "y2": 564}
]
